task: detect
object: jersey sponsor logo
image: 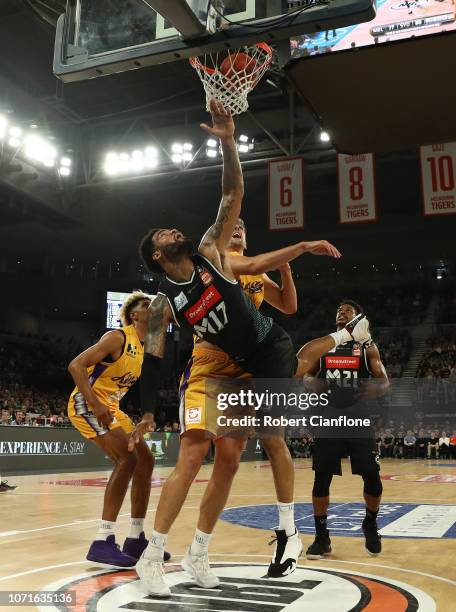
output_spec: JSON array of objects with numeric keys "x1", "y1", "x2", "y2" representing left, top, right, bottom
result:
[
  {"x1": 198, "y1": 266, "x2": 213, "y2": 287},
  {"x1": 352, "y1": 342, "x2": 361, "y2": 356},
  {"x1": 184, "y1": 285, "x2": 222, "y2": 324},
  {"x1": 41, "y1": 563, "x2": 435, "y2": 611},
  {"x1": 186, "y1": 407, "x2": 202, "y2": 424},
  {"x1": 221, "y1": 501, "x2": 456, "y2": 540},
  {"x1": 325, "y1": 356, "x2": 360, "y2": 369},
  {"x1": 126, "y1": 343, "x2": 138, "y2": 357},
  {"x1": 111, "y1": 372, "x2": 137, "y2": 389},
  {"x1": 174, "y1": 291, "x2": 188, "y2": 311}
]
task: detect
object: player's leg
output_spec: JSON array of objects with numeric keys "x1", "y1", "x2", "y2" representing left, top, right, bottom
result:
[
  {"x1": 89, "y1": 427, "x2": 140, "y2": 567},
  {"x1": 137, "y1": 430, "x2": 211, "y2": 596},
  {"x1": 306, "y1": 438, "x2": 341, "y2": 559},
  {"x1": 260, "y1": 434, "x2": 303, "y2": 576},
  {"x1": 360, "y1": 470, "x2": 383, "y2": 556},
  {"x1": 113, "y1": 411, "x2": 171, "y2": 563},
  {"x1": 68, "y1": 396, "x2": 142, "y2": 567},
  {"x1": 241, "y1": 326, "x2": 302, "y2": 577},
  {"x1": 350, "y1": 438, "x2": 383, "y2": 556},
  {"x1": 182, "y1": 435, "x2": 246, "y2": 588}
]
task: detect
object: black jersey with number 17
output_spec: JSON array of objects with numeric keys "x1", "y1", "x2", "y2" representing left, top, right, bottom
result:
[{"x1": 157, "y1": 253, "x2": 273, "y2": 361}]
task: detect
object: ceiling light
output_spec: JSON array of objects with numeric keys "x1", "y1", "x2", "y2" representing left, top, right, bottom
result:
[{"x1": 320, "y1": 131, "x2": 330, "y2": 142}]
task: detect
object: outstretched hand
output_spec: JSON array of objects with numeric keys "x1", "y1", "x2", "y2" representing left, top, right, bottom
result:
[
  {"x1": 305, "y1": 240, "x2": 342, "y2": 258},
  {"x1": 200, "y1": 99, "x2": 235, "y2": 142}
]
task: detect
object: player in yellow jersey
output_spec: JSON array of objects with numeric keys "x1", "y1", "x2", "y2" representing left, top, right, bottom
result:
[
  {"x1": 133, "y1": 220, "x2": 340, "y2": 590},
  {"x1": 68, "y1": 292, "x2": 169, "y2": 568}
]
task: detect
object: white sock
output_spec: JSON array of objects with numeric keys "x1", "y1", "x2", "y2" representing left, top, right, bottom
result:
[
  {"x1": 144, "y1": 530, "x2": 168, "y2": 561},
  {"x1": 96, "y1": 520, "x2": 116, "y2": 541},
  {"x1": 329, "y1": 328, "x2": 351, "y2": 348},
  {"x1": 278, "y1": 502, "x2": 295, "y2": 537},
  {"x1": 129, "y1": 518, "x2": 145, "y2": 539},
  {"x1": 190, "y1": 528, "x2": 213, "y2": 557}
]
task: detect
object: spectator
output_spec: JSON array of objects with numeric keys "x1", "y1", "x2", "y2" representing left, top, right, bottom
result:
[
  {"x1": 393, "y1": 429, "x2": 404, "y2": 458},
  {"x1": 381, "y1": 429, "x2": 394, "y2": 458},
  {"x1": 450, "y1": 432, "x2": 456, "y2": 459},
  {"x1": 428, "y1": 432, "x2": 439, "y2": 459},
  {"x1": 403, "y1": 430, "x2": 417, "y2": 458},
  {"x1": 11, "y1": 410, "x2": 27, "y2": 426},
  {"x1": 1, "y1": 409, "x2": 11, "y2": 426},
  {"x1": 416, "y1": 430, "x2": 428, "y2": 459},
  {"x1": 439, "y1": 432, "x2": 450, "y2": 459}
]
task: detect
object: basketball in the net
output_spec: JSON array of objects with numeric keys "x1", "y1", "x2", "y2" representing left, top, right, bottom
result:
[{"x1": 219, "y1": 52, "x2": 258, "y2": 83}]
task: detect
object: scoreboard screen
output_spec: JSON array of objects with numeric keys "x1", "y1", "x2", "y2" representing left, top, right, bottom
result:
[
  {"x1": 106, "y1": 291, "x2": 173, "y2": 331},
  {"x1": 291, "y1": 0, "x2": 456, "y2": 58}
]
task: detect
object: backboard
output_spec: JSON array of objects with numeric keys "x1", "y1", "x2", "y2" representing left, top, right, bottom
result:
[{"x1": 54, "y1": 0, "x2": 376, "y2": 82}]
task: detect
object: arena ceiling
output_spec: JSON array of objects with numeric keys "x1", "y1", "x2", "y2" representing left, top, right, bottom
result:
[{"x1": 0, "y1": 1, "x2": 453, "y2": 270}]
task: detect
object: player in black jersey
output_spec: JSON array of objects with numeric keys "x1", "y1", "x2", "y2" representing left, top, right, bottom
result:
[
  {"x1": 130, "y1": 100, "x2": 344, "y2": 596},
  {"x1": 296, "y1": 300, "x2": 389, "y2": 559},
  {"x1": 130, "y1": 99, "x2": 296, "y2": 596}
]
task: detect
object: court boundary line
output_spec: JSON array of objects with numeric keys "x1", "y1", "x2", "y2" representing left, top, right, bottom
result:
[{"x1": 1, "y1": 556, "x2": 455, "y2": 588}]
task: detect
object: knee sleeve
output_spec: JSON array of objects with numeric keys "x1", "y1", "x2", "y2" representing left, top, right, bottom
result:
[
  {"x1": 362, "y1": 470, "x2": 383, "y2": 497},
  {"x1": 312, "y1": 472, "x2": 333, "y2": 497}
]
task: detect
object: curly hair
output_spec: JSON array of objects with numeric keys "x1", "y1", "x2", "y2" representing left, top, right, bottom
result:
[{"x1": 119, "y1": 291, "x2": 150, "y2": 326}]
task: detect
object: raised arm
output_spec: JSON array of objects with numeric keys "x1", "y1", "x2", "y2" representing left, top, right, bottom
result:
[
  {"x1": 227, "y1": 240, "x2": 341, "y2": 277},
  {"x1": 128, "y1": 294, "x2": 173, "y2": 449},
  {"x1": 262, "y1": 266, "x2": 297, "y2": 315},
  {"x1": 199, "y1": 100, "x2": 244, "y2": 260}
]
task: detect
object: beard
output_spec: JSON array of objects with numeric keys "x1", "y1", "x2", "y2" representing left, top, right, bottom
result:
[{"x1": 161, "y1": 237, "x2": 194, "y2": 263}]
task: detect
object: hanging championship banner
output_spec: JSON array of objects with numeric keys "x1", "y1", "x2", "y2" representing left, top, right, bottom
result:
[
  {"x1": 338, "y1": 154, "x2": 377, "y2": 224},
  {"x1": 420, "y1": 142, "x2": 456, "y2": 216},
  {"x1": 268, "y1": 157, "x2": 305, "y2": 230}
]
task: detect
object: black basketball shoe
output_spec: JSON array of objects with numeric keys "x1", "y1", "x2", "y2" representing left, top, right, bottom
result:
[
  {"x1": 306, "y1": 531, "x2": 332, "y2": 560},
  {"x1": 0, "y1": 480, "x2": 17, "y2": 492},
  {"x1": 267, "y1": 529, "x2": 302, "y2": 577},
  {"x1": 362, "y1": 518, "x2": 382, "y2": 556}
]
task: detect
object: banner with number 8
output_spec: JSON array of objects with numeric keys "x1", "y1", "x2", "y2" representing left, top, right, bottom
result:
[
  {"x1": 420, "y1": 142, "x2": 456, "y2": 216},
  {"x1": 338, "y1": 154, "x2": 377, "y2": 224}
]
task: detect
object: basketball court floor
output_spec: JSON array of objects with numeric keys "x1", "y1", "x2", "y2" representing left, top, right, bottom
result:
[{"x1": 1, "y1": 458, "x2": 455, "y2": 610}]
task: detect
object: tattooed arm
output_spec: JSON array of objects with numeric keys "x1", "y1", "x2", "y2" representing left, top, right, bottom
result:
[
  {"x1": 144, "y1": 294, "x2": 173, "y2": 358},
  {"x1": 128, "y1": 294, "x2": 173, "y2": 450},
  {"x1": 198, "y1": 99, "x2": 244, "y2": 274}
]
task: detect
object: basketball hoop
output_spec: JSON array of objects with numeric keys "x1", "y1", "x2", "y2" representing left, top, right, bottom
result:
[{"x1": 189, "y1": 43, "x2": 273, "y2": 116}]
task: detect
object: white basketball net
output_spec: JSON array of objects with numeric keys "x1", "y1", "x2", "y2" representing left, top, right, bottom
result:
[{"x1": 190, "y1": 43, "x2": 273, "y2": 116}]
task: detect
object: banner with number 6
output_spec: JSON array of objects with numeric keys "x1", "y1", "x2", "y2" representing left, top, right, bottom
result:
[
  {"x1": 268, "y1": 157, "x2": 305, "y2": 231},
  {"x1": 420, "y1": 142, "x2": 456, "y2": 216},
  {"x1": 338, "y1": 154, "x2": 377, "y2": 224}
]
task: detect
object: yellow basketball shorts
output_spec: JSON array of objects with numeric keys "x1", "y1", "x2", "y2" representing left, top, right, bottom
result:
[
  {"x1": 68, "y1": 392, "x2": 134, "y2": 440},
  {"x1": 178, "y1": 347, "x2": 254, "y2": 438}
]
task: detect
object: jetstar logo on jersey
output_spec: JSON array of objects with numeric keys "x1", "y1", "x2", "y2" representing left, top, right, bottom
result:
[
  {"x1": 325, "y1": 356, "x2": 360, "y2": 369},
  {"x1": 41, "y1": 563, "x2": 435, "y2": 612},
  {"x1": 184, "y1": 285, "x2": 221, "y2": 324}
]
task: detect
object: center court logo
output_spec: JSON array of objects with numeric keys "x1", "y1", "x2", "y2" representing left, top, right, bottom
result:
[{"x1": 40, "y1": 563, "x2": 435, "y2": 611}]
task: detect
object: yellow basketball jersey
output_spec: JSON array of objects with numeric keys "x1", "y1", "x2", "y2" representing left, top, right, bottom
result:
[
  {"x1": 229, "y1": 251, "x2": 265, "y2": 310},
  {"x1": 69, "y1": 324, "x2": 144, "y2": 410}
]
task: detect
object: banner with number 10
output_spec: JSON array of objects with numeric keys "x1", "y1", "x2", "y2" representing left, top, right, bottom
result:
[{"x1": 420, "y1": 142, "x2": 456, "y2": 216}]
